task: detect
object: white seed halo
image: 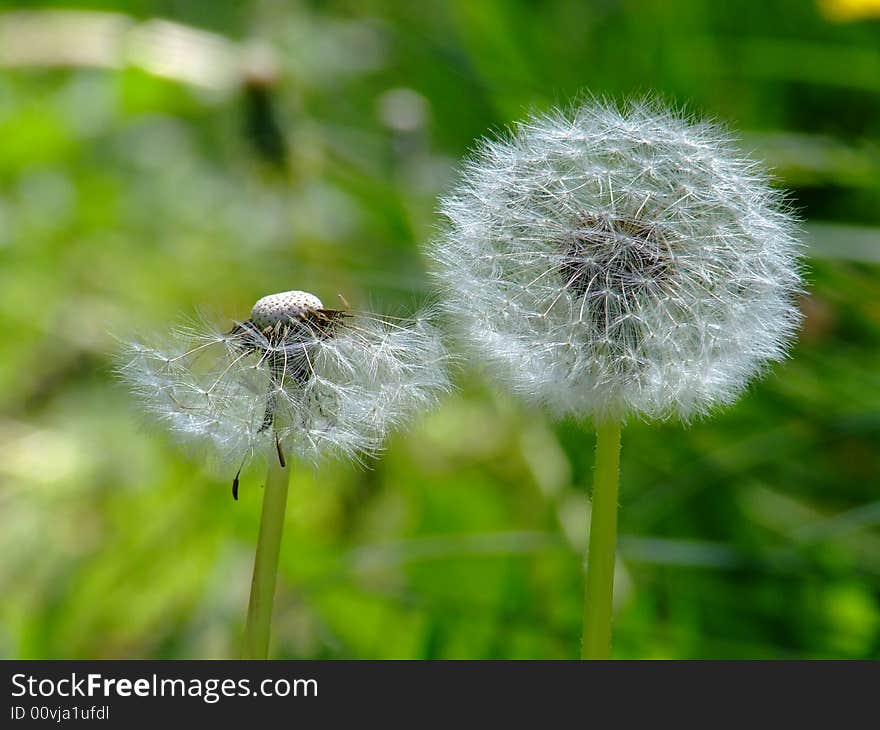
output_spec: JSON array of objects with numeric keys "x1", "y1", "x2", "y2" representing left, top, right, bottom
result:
[
  {"x1": 118, "y1": 290, "x2": 451, "y2": 470},
  {"x1": 429, "y1": 100, "x2": 804, "y2": 422}
]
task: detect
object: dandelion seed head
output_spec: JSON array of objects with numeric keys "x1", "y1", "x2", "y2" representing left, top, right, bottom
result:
[
  {"x1": 118, "y1": 294, "x2": 450, "y2": 476},
  {"x1": 429, "y1": 99, "x2": 804, "y2": 421}
]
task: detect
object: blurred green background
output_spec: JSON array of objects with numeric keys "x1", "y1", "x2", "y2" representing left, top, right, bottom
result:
[{"x1": 2, "y1": 0, "x2": 880, "y2": 659}]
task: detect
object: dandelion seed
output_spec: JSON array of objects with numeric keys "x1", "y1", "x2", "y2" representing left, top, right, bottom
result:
[{"x1": 427, "y1": 99, "x2": 803, "y2": 658}]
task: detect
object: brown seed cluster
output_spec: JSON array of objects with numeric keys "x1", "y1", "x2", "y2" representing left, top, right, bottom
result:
[{"x1": 560, "y1": 215, "x2": 673, "y2": 301}]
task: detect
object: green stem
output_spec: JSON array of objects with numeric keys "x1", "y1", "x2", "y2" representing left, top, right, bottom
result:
[
  {"x1": 243, "y1": 454, "x2": 291, "y2": 659},
  {"x1": 581, "y1": 419, "x2": 622, "y2": 659}
]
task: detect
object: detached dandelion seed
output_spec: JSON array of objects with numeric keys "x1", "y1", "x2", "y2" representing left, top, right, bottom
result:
[
  {"x1": 429, "y1": 100, "x2": 803, "y2": 658},
  {"x1": 119, "y1": 290, "x2": 450, "y2": 658}
]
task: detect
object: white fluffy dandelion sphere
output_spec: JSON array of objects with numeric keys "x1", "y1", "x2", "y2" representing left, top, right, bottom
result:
[{"x1": 430, "y1": 101, "x2": 803, "y2": 420}]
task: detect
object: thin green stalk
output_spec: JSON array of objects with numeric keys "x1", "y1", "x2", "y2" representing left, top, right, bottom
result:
[
  {"x1": 581, "y1": 419, "x2": 622, "y2": 659},
  {"x1": 243, "y1": 453, "x2": 291, "y2": 660}
]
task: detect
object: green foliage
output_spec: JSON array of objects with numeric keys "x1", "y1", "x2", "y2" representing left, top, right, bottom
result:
[{"x1": 1, "y1": 0, "x2": 879, "y2": 659}]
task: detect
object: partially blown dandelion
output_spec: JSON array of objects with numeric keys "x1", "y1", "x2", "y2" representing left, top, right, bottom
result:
[
  {"x1": 429, "y1": 100, "x2": 803, "y2": 657},
  {"x1": 121, "y1": 290, "x2": 449, "y2": 478},
  {"x1": 120, "y1": 290, "x2": 449, "y2": 658}
]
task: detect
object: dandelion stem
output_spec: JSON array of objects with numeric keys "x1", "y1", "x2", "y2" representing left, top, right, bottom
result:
[
  {"x1": 243, "y1": 451, "x2": 291, "y2": 659},
  {"x1": 581, "y1": 419, "x2": 622, "y2": 659}
]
